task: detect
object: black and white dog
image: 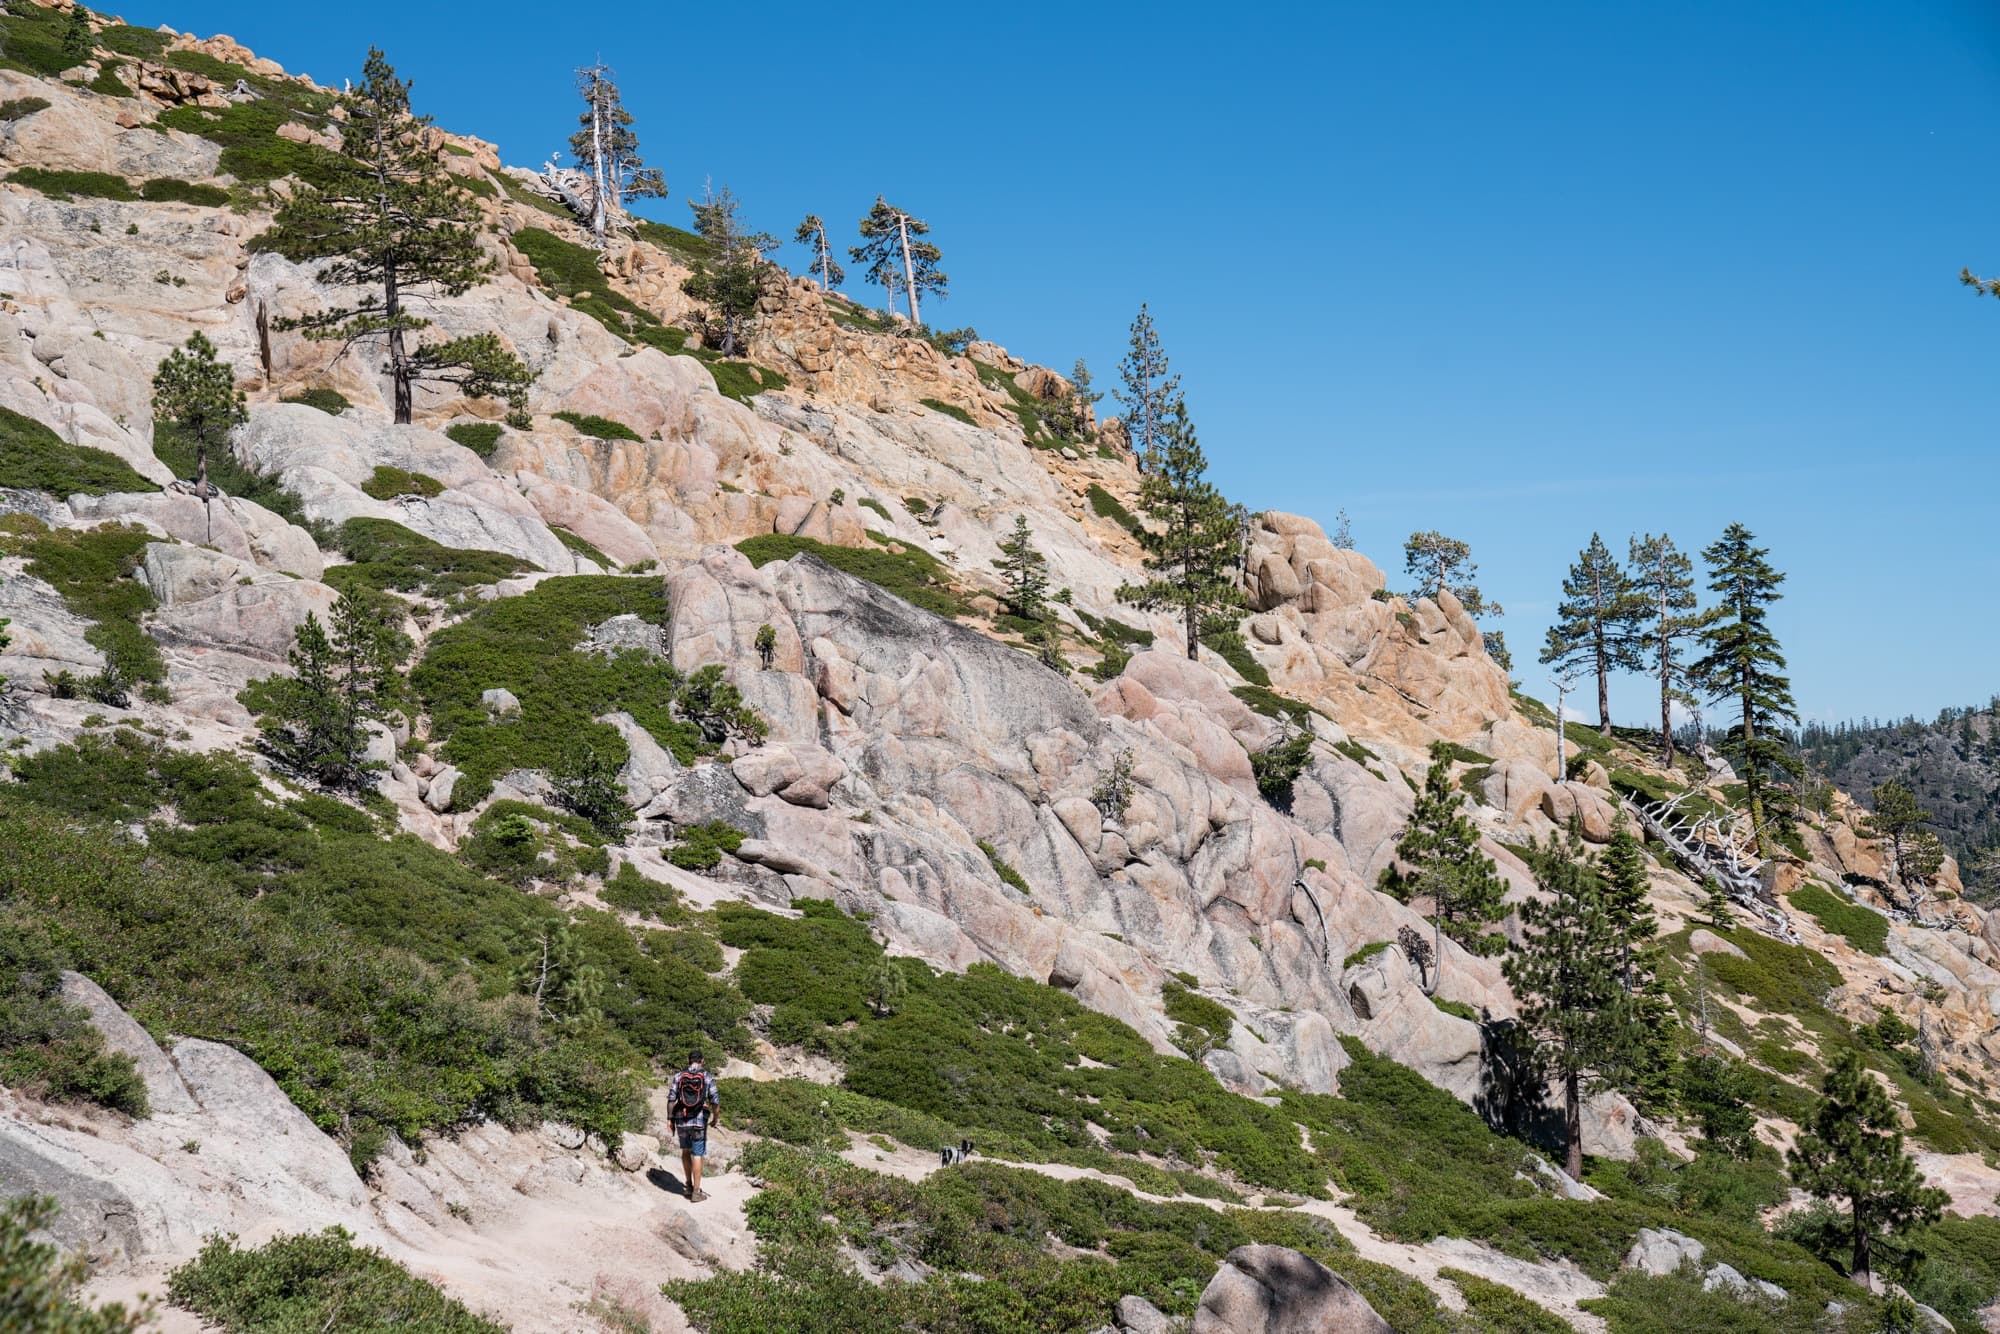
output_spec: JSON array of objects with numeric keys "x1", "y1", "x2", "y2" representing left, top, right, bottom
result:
[{"x1": 939, "y1": 1139, "x2": 976, "y2": 1167}]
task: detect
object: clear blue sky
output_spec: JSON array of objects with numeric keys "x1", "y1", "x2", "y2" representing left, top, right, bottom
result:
[{"x1": 120, "y1": 0, "x2": 2000, "y2": 724}]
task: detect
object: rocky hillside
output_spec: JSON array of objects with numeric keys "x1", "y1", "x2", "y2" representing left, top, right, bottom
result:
[
  {"x1": 1800, "y1": 707, "x2": 2000, "y2": 894},
  {"x1": 4, "y1": 7, "x2": 2000, "y2": 1332}
]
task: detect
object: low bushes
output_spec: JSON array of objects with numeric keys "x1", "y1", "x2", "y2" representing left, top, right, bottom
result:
[
  {"x1": 919, "y1": 398, "x2": 977, "y2": 426},
  {"x1": 444, "y1": 421, "x2": 505, "y2": 457},
  {"x1": 666, "y1": 820, "x2": 746, "y2": 871},
  {"x1": 1786, "y1": 883, "x2": 1889, "y2": 956},
  {"x1": 553, "y1": 410, "x2": 642, "y2": 442},
  {"x1": 0, "y1": 924, "x2": 148, "y2": 1116},
  {"x1": 0, "y1": 520, "x2": 165, "y2": 697},
  {"x1": 280, "y1": 387, "x2": 349, "y2": 415},
  {"x1": 168, "y1": 1227, "x2": 505, "y2": 1333},
  {"x1": 736, "y1": 532, "x2": 971, "y2": 619},
  {"x1": 138, "y1": 177, "x2": 231, "y2": 206},
  {"x1": 325, "y1": 517, "x2": 530, "y2": 601},
  {"x1": 358, "y1": 465, "x2": 444, "y2": 500},
  {"x1": 1086, "y1": 483, "x2": 1144, "y2": 537},
  {"x1": 1, "y1": 404, "x2": 155, "y2": 495}
]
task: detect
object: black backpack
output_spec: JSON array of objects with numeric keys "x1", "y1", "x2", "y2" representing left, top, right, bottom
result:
[{"x1": 672, "y1": 1070, "x2": 708, "y2": 1123}]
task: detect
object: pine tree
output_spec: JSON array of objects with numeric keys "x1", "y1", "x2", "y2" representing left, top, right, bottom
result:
[
  {"x1": 991, "y1": 514, "x2": 1050, "y2": 620},
  {"x1": 1676, "y1": 1050, "x2": 1757, "y2": 1158},
  {"x1": 1598, "y1": 827, "x2": 1675, "y2": 1108},
  {"x1": 1864, "y1": 781, "x2": 1930, "y2": 888},
  {"x1": 268, "y1": 49, "x2": 533, "y2": 425},
  {"x1": 1504, "y1": 829, "x2": 1645, "y2": 1180},
  {"x1": 1403, "y1": 531, "x2": 1501, "y2": 618},
  {"x1": 1691, "y1": 524, "x2": 1799, "y2": 853},
  {"x1": 1787, "y1": 1049, "x2": 1947, "y2": 1283},
  {"x1": 681, "y1": 184, "x2": 777, "y2": 357},
  {"x1": 1115, "y1": 401, "x2": 1243, "y2": 660},
  {"x1": 150, "y1": 331, "x2": 246, "y2": 544},
  {"x1": 1393, "y1": 756, "x2": 1509, "y2": 992},
  {"x1": 1628, "y1": 533, "x2": 1703, "y2": 765},
  {"x1": 569, "y1": 64, "x2": 666, "y2": 247},
  {"x1": 850, "y1": 197, "x2": 946, "y2": 327},
  {"x1": 61, "y1": 4, "x2": 92, "y2": 60},
  {"x1": 1116, "y1": 304, "x2": 1180, "y2": 469},
  {"x1": 1538, "y1": 534, "x2": 1645, "y2": 736},
  {"x1": 250, "y1": 594, "x2": 402, "y2": 792},
  {"x1": 793, "y1": 214, "x2": 844, "y2": 291}
]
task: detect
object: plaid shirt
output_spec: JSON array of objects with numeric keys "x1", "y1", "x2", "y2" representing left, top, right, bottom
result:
[{"x1": 671, "y1": 1068, "x2": 718, "y2": 1129}]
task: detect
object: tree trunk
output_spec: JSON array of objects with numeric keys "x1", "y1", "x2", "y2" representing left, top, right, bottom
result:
[
  {"x1": 896, "y1": 213, "x2": 920, "y2": 327},
  {"x1": 588, "y1": 89, "x2": 608, "y2": 246},
  {"x1": 1596, "y1": 631, "x2": 1612, "y2": 737},
  {"x1": 1185, "y1": 601, "x2": 1198, "y2": 662},
  {"x1": 1740, "y1": 664, "x2": 1767, "y2": 853},
  {"x1": 1659, "y1": 628, "x2": 1675, "y2": 768},
  {"x1": 1426, "y1": 912, "x2": 1442, "y2": 997},
  {"x1": 385, "y1": 264, "x2": 411, "y2": 426},
  {"x1": 1851, "y1": 1206, "x2": 1871, "y2": 1288},
  {"x1": 1564, "y1": 1070, "x2": 1584, "y2": 1180},
  {"x1": 197, "y1": 440, "x2": 211, "y2": 544}
]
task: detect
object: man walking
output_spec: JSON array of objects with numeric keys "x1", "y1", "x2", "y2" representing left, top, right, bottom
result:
[{"x1": 670, "y1": 1049, "x2": 719, "y2": 1203}]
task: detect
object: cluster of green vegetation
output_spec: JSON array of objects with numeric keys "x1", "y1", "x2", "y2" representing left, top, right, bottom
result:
[
  {"x1": 1086, "y1": 482, "x2": 1144, "y2": 537},
  {"x1": 0, "y1": 94, "x2": 53, "y2": 120},
  {"x1": 1199, "y1": 624, "x2": 1271, "y2": 687},
  {"x1": 1786, "y1": 882, "x2": 1889, "y2": 955},
  {"x1": 411, "y1": 575, "x2": 754, "y2": 809},
  {"x1": 666, "y1": 820, "x2": 747, "y2": 871},
  {"x1": 0, "y1": 404, "x2": 155, "y2": 495},
  {"x1": 548, "y1": 524, "x2": 616, "y2": 569},
  {"x1": 510, "y1": 227, "x2": 785, "y2": 404},
  {"x1": 971, "y1": 360, "x2": 1065, "y2": 447},
  {"x1": 553, "y1": 410, "x2": 643, "y2": 442},
  {"x1": 444, "y1": 420, "x2": 506, "y2": 457},
  {"x1": 137, "y1": 177, "x2": 231, "y2": 206},
  {"x1": 0, "y1": 1, "x2": 86, "y2": 76},
  {"x1": 151, "y1": 421, "x2": 325, "y2": 539},
  {"x1": 281, "y1": 387, "x2": 351, "y2": 415},
  {"x1": 7, "y1": 165, "x2": 136, "y2": 199},
  {"x1": 168, "y1": 1227, "x2": 504, "y2": 1333},
  {"x1": 976, "y1": 839, "x2": 1031, "y2": 893},
  {"x1": 0, "y1": 518, "x2": 164, "y2": 700},
  {"x1": 737, "y1": 531, "x2": 972, "y2": 620},
  {"x1": 918, "y1": 397, "x2": 977, "y2": 426},
  {"x1": 1, "y1": 1195, "x2": 151, "y2": 1333},
  {"x1": 157, "y1": 87, "x2": 347, "y2": 190},
  {"x1": 664, "y1": 1139, "x2": 1477, "y2": 1333},
  {"x1": 324, "y1": 517, "x2": 530, "y2": 602},
  {"x1": 0, "y1": 926, "x2": 147, "y2": 1116},
  {"x1": 358, "y1": 464, "x2": 444, "y2": 500}
]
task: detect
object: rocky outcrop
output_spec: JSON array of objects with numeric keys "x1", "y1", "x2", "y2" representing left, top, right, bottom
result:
[{"x1": 1191, "y1": 1244, "x2": 1392, "y2": 1333}]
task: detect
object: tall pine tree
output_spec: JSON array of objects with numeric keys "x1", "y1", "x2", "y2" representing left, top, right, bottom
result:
[
  {"x1": 991, "y1": 515, "x2": 1050, "y2": 620},
  {"x1": 1392, "y1": 756, "x2": 1509, "y2": 992},
  {"x1": 1691, "y1": 524, "x2": 1798, "y2": 853},
  {"x1": 1628, "y1": 532, "x2": 1703, "y2": 766},
  {"x1": 681, "y1": 184, "x2": 777, "y2": 357},
  {"x1": 150, "y1": 332, "x2": 246, "y2": 543},
  {"x1": 1538, "y1": 534, "x2": 1644, "y2": 736},
  {"x1": 268, "y1": 49, "x2": 532, "y2": 424},
  {"x1": 1788, "y1": 1049, "x2": 1947, "y2": 1283},
  {"x1": 1116, "y1": 304, "x2": 1180, "y2": 470},
  {"x1": 850, "y1": 197, "x2": 945, "y2": 327},
  {"x1": 1403, "y1": 531, "x2": 1501, "y2": 618},
  {"x1": 249, "y1": 593, "x2": 402, "y2": 792},
  {"x1": 1504, "y1": 829, "x2": 1653, "y2": 1179},
  {"x1": 794, "y1": 214, "x2": 844, "y2": 291},
  {"x1": 570, "y1": 64, "x2": 666, "y2": 247},
  {"x1": 1115, "y1": 401, "x2": 1242, "y2": 661}
]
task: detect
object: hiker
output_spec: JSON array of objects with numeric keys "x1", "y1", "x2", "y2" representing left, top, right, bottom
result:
[{"x1": 670, "y1": 1049, "x2": 720, "y2": 1203}]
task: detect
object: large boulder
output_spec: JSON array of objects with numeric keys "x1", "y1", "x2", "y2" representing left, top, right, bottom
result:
[
  {"x1": 1192, "y1": 1244, "x2": 1391, "y2": 1333},
  {"x1": 1625, "y1": 1227, "x2": 1705, "y2": 1277}
]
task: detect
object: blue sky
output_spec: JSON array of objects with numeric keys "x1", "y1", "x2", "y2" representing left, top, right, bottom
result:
[{"x1": 121, "y1": 0, "x2": 2000, "y2": 723}]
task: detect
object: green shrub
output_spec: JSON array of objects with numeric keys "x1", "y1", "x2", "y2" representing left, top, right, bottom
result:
[
  {"x1": 168, "y1": 1228, "x2": 505, "y2": 1333},
  {"x1": 0, "y1": 95, "x2": 53, "y2": 120},
  {"x1": 358, "y1": 465, "x2": 444, "y2": 500},
  {"x1": 139, "y1": 177, "x2": 229, "y2": 206},
  {"x1": 1086, "y1": 483, "x2": 1144, "y2": 537},
  {"x1": 410, "y1": 576, "x2": 710, "y2": 808},
  {"x1": 0, "y1": 921, "x2": 148, "y2": 1116},
  {"x1": 1786, "y1": 883, "x2": 1889, "y2": 956},
  {"x1": 0, "y1": 521, "x2": 164, "y2": 693},
  {"x1": 857, "y1": 497, "x2": 891, "y2": 522},
  {"x1": 326, "y1": 517, "x2": 530, "y2": 601},
  {"x1": 1580, "y1": 1264, "x2": 1873, "y2": 1332},
  {"x1": 1437, "y1": 1267, "x2": 1571, "y2": 1333},
  {"x1": 599, "y1": 863, "x2": 686, "y2": 923},
  {"x1": 7, "y1": 166, "x2": 136, "y2": 200},
  {"x1": 1200, "y1": 625, "x2": 1270, "y2": 686},
  {"x1": 0, "y1": 405, "x2": 155, "y2": 495},
  {"x1": 444, "y1": 421, "x2": 505, "y2": 457},
  {"x1": 553, "y1": 410, "x2": 642, "y2": 441},
  {"x1": 156, "y1": 99, "x2": 348, "y2": 189},
  {"x1": 666, "y1": 820, "x2": 744, "y2": 871},
  {"x1": 1343, "y1": 941, "x2": 1390, "y2": 969},
  {"x1": 0, "y1": 1195, "x2": 149, "y2": 1333},
  {"x1": 919, "y1": 398, "x2": 977, "y2": 426},
  {"x1": 736, "y1": 532, "x2": 971, "y2": 619},
  {"x1": 702, "y1": 358, "x2": 788, "y2": 403},
  {"x1": 98, "y1": 25, "x2": 169, "y2": 58},
  {"x1": 977, "y1": 839, "x2": 1030, "y2": 893},
  {"x1": 281, "y1": 387, "x2": 349, "y2": 415},
  {"x1": 1431, "y1": 995, "x2": 1479, "y2": 1022},
  {"x1": 86, "y1": 63, "x2": 131, "y2": 96},
  {"x1": 151, "y1": 421, "x2": 321, "y2": 537},
  {"x1": 550, "y1": 525, "x2": 615, "y2": 570},
  {"x1": 634, "y1": 219, "x2": 717, "y2": 265},
  {"x1": 1162, "y1": 981, "x2": 1233, "y2": 1059},
  {"x1": 0, "y1": 2, "x2": 79, "y2": 77}
]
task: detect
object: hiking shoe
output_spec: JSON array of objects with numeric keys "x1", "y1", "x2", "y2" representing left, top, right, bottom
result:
[{"x1": 690, "y1": 1188, "x2": 707, "y2": 1203}]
